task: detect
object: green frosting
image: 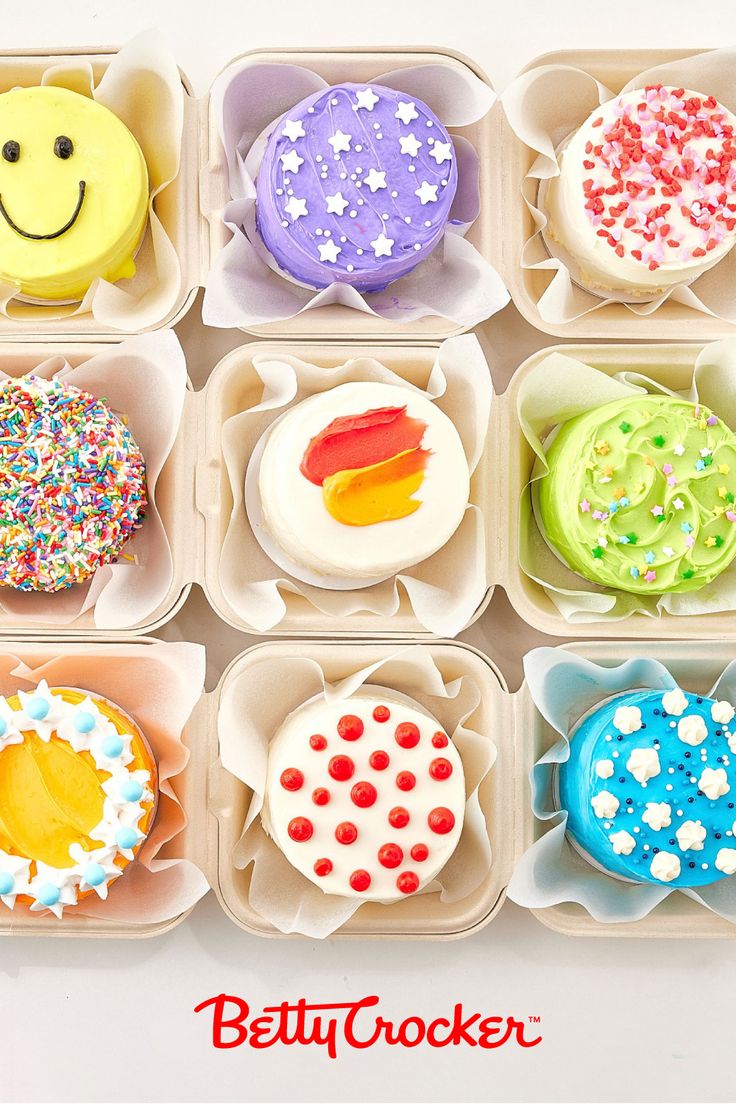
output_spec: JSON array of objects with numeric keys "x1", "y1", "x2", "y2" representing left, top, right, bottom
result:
[{"x1": 537, "y1": 394, "x2": 736, "y2": 594}]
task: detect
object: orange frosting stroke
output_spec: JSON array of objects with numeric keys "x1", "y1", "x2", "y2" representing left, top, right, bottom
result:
[
  {"x1": 300, "y1": 406, "x2": 427, "y2": 486},
  {"x1": 322, "y1": 447, "x2": 431, "y2": 527}
]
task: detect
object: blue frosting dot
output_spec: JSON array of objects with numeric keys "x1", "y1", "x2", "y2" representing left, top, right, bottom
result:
[
  {"x1": 37, "y1": 884, "x2": 60, "y2": 907},
  {"x1": 27, "y1": 696, "x2": 50, "y2": 721},
  {"x1": 0, "y1": 717, "x2": 7, "y2": 737},
  {"x1": 116, "y1": 827, "x2": 137, "y2": 850},
  {"x1": 74, "y1": 711, "x2": 96, "y2": 734},
  {"x1": 102, "y1": 734, "x2": 124, "y2": 758},
  {"x1": 0, "y1": 872, "x2": 14, "y2": 895},
  {"x1": 121, "y1": 780, "x2": 143, "y2": 802},
  {"x1": 84, "y1": 863, "x2": 106, "y2": 887}
]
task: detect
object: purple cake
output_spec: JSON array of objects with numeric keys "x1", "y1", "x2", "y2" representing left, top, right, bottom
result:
[{"x1": 255, "y1": 82, "x2": 458, "y2": 292}]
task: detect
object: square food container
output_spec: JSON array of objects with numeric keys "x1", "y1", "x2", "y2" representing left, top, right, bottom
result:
[{"x1": 499, "y1": 48, "x2": 736, "y2": 342}]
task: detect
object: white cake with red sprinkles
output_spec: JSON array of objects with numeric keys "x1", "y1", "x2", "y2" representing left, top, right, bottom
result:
[
  {"x1": 545, "y1": 84, "x2": 736, "y2": 296},
  {"x1": 263, "y1": 689, "x2": 465, "y2": 902}
]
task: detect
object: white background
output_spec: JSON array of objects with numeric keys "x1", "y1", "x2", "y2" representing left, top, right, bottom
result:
[{"x1": 4, "y1": 2, "x2": 736, "y2": 1102}]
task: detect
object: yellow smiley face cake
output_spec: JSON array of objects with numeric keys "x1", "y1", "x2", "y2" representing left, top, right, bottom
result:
[{"x1": 0, "y1": 86, "x2": 149, "y2": 301}]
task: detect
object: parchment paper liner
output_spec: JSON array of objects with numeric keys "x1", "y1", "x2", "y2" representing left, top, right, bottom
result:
[
  {"x1": 202, "y1": 59, "x2": 508, "y2": 330},
  {"x1": 508, "y1": 647, "x2": 736, "y2": 924},
  {"x1": 502, "y1": 46, "x2": 736, "y2": 325},
  {"x1": 0, "y1": 30, "x2": 183, "y2": 332},
  {"x1": 516, "y1": 339, "x2": 736, "y2": 623},
  {"x1": 0, "y1": 640, "x2": 208, "y2": 927},
  {"x1": 218, "y1": 333, "x2": 491, "y2": 636},
  {"x1": 218, "y1": 644, "x2": 496, "y2": 938},
  {"x1": 0, "y1": 330, "x2": 187, "y2": 629}
]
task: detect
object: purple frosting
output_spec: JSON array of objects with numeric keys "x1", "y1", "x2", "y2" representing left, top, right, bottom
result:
[{"x1": 255, "y1": 82, "x2": 458, "y2": 292}]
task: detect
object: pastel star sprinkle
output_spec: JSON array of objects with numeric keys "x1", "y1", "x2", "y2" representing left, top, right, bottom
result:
[
  {"x1": 355, "y1": 88, "x2": 380, "y2": 111},
  {"x1": 318, "y1": 240, "x2": 342, "y2": 263},
  {"x1": 325, "y1": 192, "x2": 349, "y2": 216},
  {"x1": 674, "y1": 444, "x2": 685, "y2": 456},
  {"x1": 673, "y1": 498, "x2": 685, "y2": 510},
  {"x1": 644, "y1": 550, "x2": 656, "y2": 564},
  {"x1": 663, "y1": 546, "x2": 675, "y2": 557},
  {"x1": 415, "y1": 181, "x2": 439, "y2": 205},
  {"x1": 399, "y1": 134, "x2": 423, "y2": 157},
  {"x1": 429, "y1": 141, "x2": 453, "y2": 164},
  {"x1": 705, "y1": 536, "x2": 718, "y2": 548},
  {"x1": 370, "y1": 232, "x2": 394, "y2": 258},
  {"x1": 284, "y1": 196, "x2": 308, "y2": 220},
  {"x1": 363, "y1": 168, "x2": 387, "y2": 192},
  {"x1": 579, "y1": 499, "x2": 591, "y2": 513},
  {"x1": 395, "y1": 101, "x2": 419, "y2": 124},
  {"x1": 594, "y1": 440, "x2": 611, "y2": 456},
  {"x1": 651, "y1": 504, "x2": 664, "y2": 517},
  {"x1": 681, "y1": 521, "x2": 693, "y2": 533},
  {"x1": 280, "y1": 150, "x2": 304, "y2": 174},
  {"x1": 644, "y1": 570, "x2": 657, "y2": 583},
  {"x1": 281, "y1": 119, "x2": 306, "y2": 141},
  {"x1": 328, "y1": 130, "x2": 352, "y2": 154}
]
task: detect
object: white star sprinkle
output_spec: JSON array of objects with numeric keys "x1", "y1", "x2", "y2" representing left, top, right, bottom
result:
[
  {"x1": 328, "y1": 130, "x2": 352, "y2": 154},
  {"x1": 663, "y1": 546, "x2": 675, "y2": 556},
  {"x1": 395, "y1": 101, "x2": 419, "y2": 124},
  {"x1": 280, "y1": 150, "x2": 304, "y2": 174},
  {"x1": 415, "y1": 181, "x2": 439, "y2": 204},
  {"x1": 429, "y1": 140, "x2": 453, "y2": 165},
  {"x1": 673, "y1": 443, "x2": 685, "y2": 456},
  {"x1": 318, "y1": 240, "x2": 342, "y2": 263},
  {"x1": 355, "y1": 88, "x2": 379, "y2": 111},
  {"x1": 370, "y1": 231, "x2": 394, "y2": 257},
  {"x1": 325, "y1": 191, "x2": 349, "y2": 216},
  {"x1": 673, "y1": 497, "x2": 685, "y2": 510},
  {"x1": 284, "y1": 196, "x2": 308, "y2": 220},
  {"x1": 363, "y1": 168, "x2": 387, "y2": 192},
  {"x1": 281, "y1": 119, "x2": 305, "y2": 142},
  {"x1": 399, "y1": 134, "x2": 423, "y2": 157}
]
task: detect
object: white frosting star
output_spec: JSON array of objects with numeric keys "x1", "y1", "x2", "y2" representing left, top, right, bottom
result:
[
  {"x1": 642, "y1": 801, "x2": 672, "y2": 831},
  {"x1": 613, "y1": 705, "x2": 642, "y2": 734},
  {"x1": 101, "y1": 768, "x2": 152, "y2": 810},
  {"x1": 16, "y1": 681, "x2": 65, "y2": 742},
  {"x1": 68, "y1": 844, "x2": 122, "y2": 901},
  {"x1": 650, "y1": 851, "x2": 681, "y2": 883},
  {"x1": 698, "y1": 766, "x2": 730, "y2": 800},
  {"x1": 91, "y1": 799, "x2": 145, "y2": 860},
  {"x1": 355, "y1": 88, "x2": 379, "y2": 111},
  {"x1": 0, "y1": 850, "x2": 31, "y2": 909},
  {"x1": 415, "y1": 181, "x2": 439, "y2": 205},
  {"x1": 328, "y1": 130, "x2": 352, "y2": 154},
  {"x1": 662, "y1": 688, "x2": 688, "y2": 716},
  {"x1": 429, "y1": 140, "x2": 453, "y2": 165},
  {"x1": 318, "y1": 240, "x2": 342, "y2": 264},
  {"x1": 591, "y1": 791, "x2": 619, "y2": 819},
  {"x1": 395, "y1": 101, "x2": 419, "y2": 124},
  {"x1": 626, "y1": 747, "x2": 661, "y2": 785},
  {"x1": 325, "y1": 191, "x2": 349, "y2": 216},
  {"x1": 676, "y1": 819, "x2": 707, "y2": 852},
  {"x1": 673, "y1": 443, "x2": 686, "y2": 456},
  {"x1": 27, "y1": 863, "x2": 78, "y2": 918},
  {"x1": 88, "y1": 724, "x2": 134, "y2": 772},
  {"x1": 370, "y1": 232, "x2": 394, "y2": 258},
  {"x1": 284, "y1": 196, "x2": 308, "y2": 221},
  {"x1": 281, "y1": 119, "x2": 305, "y2": 142},
  {"x1": 609, "y1": 830, "x2": 636, "y2": 856},
  {"x1": 663, "y1": 546, "x2": 675, "y2": 557},
  {"x1": 0, "y1": 696, "x2": 23, "y2": 750},
  {"x1": 56, "y1": 695, "x2": 107, "y2": 752},
  {"x1": 673, "y1": 497, "x2": 685, "y2": 510},
  {"x1": 363, "y1": 168, "x2": 387, "y2": 192},
  {"x1": 399, "y1": 134, "x2": 423, "y2": 157},
  {"x1": 678, "y1": 714, "x2": 708, "y2": 747},
  {"x1": 280, "y1": 149, "x2": 304, "y2": 175}
]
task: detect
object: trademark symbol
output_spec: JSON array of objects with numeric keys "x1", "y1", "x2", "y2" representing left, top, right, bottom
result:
[{"x1": 528, "y1": 1015, "x2": 541, "y2": 1024}]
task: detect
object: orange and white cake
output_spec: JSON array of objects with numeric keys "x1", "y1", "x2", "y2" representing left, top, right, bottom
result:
[{"x1": 0, "y1": 681, "x2": 156, "y2": 917}]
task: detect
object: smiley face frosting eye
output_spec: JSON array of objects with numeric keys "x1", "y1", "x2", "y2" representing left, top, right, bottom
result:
[
  {"x1": 53, "y1": 135, "x2": 73, "y2": 160},
  {"x1": 2, "y1": 140, "x2": 19, "y2": 163}
]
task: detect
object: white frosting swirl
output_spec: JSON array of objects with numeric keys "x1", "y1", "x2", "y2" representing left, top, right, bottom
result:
[
  {"x1": 715, "y1": 848, "x2": 736, "y2": 875},
  {"x1": 626, "y1": 747, "x2": 661, "y2": 785},
  {"x1": 642, "y1": 801, "x2": 672, "y2": 831},
  {"x1": 613, "y1": 705, "x2": 642, "y2": 734},
  {"x1": 591, "y1": 791, "x2": 620, "y2": 819},
  {"x1": 649, "y1": 851, "x2": 681, "y2": 883},
  {"x1": 711, "y1": 700, "x2": 736, "y2": 725},
  {"x1": 662, "y1": 688, "x2": 688, "y2": 717},
  {"x1": 698, "y1": 766, "x2": 730, "y2": 800},
  {"x1": 609, "y1": 830, "x2": 636, "y2": 856},
  {"x1": 675, "y1": 819, "x2": 707, "y2": 852},
  {"x1": 595, "y1": 759, "x2": 614, "y2": 779},
  {"x1": 678, "y1": 715, "x2": 708, "y2": 747}
]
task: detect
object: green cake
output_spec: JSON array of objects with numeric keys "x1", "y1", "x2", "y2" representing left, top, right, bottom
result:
[{"x1": 536, "y1": 394, "x2": 736, "y2": 594}]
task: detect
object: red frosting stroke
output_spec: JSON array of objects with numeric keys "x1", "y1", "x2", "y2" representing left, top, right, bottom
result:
[{"x1": 300, "y1": 406, "x2": 427, "y2": 486}]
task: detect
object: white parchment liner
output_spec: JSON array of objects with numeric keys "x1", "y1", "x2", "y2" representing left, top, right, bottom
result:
[
  {"x1": 218, "y1": 644, "x2": 496, "y2": 938},
  {"x1": 502, "y1": 47, "x2": 736, "y2": 325},
  {"x1": 0, "y1": 30, "x2": 184, "y2": 332},
  {"x1": 202, "y1": 59, "x2": 508, "y2": 330},
  {"x1": 0, "y1": 330, "x2": 187, "y2": 628},
  {"x1": 218, "y1": 333, "x2": 491, "y2": 636},
  {"x1": 0, "y1": 641, "x2": 208, "y2": 926},
  {"x1": 508, "y1": 647, "x2": 736, "y2": 924},
  {"x1": 517, "y1": 339, "x2": 736, "y2": 623}
]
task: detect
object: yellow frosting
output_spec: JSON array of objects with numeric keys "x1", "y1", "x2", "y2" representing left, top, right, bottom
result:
[
  {"x1": 0, "y1": 86, "x2": 149, "y2": 301},
  {"x1": 321, "y1": 448, "x2": 428, "y2": 526}
]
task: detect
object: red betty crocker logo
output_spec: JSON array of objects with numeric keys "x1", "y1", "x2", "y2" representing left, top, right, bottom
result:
[{"x1": 194, "y1": 994, "x2": 543, "y2": 1059}]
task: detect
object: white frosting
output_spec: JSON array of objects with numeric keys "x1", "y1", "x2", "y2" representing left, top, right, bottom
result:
[
  {"x1": 649, "y1": 851, "x2": 682, "y2": 883},
  {"x1": 591, "y1": 791, "x2": 620, "y2": 819},
  {"x1": 258, "y1": 382, "x2": 470, "y2": 580},
  {"x1": 662, "y1": 688, "x2": 689, "y2": 717},
  {"x1": 642, "y1": 801, "x2": 672, "y2": 831},
  {"x1": 675, "y1": 819, "x2": 707, "y2": 852},
  {"x1": 595, "y1": 759, "x2": 614, "y2": 779},
  {"x1": 698, "y1": 766, "x2": 730, "y2": 800},
  {"x1": 613, "y1": 705, "x2": 642, "y2": 734},
  {"x1": 0, "y1": 849, "x2": 31, "y2": 908},
  {"x1": 609, "y1": 830, "x2": 636, "y2": 856},
  {"x1": 711, "y1": 700, "x2": 736, "y2": 725},
  {"x1": 626, "y1": 747, "x2": 661, "y2": 785},
  {"x1": 678, "y1": 715, "x2": 708, "y2": 747},
  {"x1": 715, "y1": 848, "x2": 736, "y2": 875}
]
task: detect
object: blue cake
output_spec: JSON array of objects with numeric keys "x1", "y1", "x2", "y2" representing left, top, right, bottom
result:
[{"x1": 558, "y1": 687, "x2": 736, "y2": 887}]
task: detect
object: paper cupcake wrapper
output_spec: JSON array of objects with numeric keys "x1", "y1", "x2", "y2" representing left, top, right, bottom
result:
[
  {"x1": 217, "y1": 644, "x2": 496, "y2": 938},
  {"x1": 202, "y1": 60, "x2": 508, "y2": 329},
  {"x1": 516, "y1": 338, "x2": 736, "y2": 622},
  {"x1": 508, "y1": 647, "x2": 736, "y2": 924},
  {"x1": 502, "y1": 46, "x2": 736, "y2": 325}
]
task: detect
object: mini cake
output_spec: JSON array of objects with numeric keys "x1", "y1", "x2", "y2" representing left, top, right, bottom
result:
[
  {"x1": 0, "y1": 680, "x2": 156, "y2": 916},
  {"x1": 263, "y1": 689, "x2": 465, "y2": 901},
  {"x1": 0, "y1": 375, "x2": 147, "y2": 592},
  {"x1": 536, "y1": 394, "x2": 736, "y2": 594},
  {"x1": 545, "y1": 85, "x2": 736, "y2": 297},
  {"x1": 558, "y1": 686, "x2": 736, "y2": 888},
  {"x1": 0, "y1": 86, "x2": 149, "y2": 301},
  {"x1": 255, "y1": 82, "x2": 458, "y2": 292},
  {"x1": 257, "y1": 381, "x2": 470, "y2": 581}
]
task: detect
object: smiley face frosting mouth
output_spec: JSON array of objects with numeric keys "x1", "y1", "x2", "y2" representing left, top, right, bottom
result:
[{"x1": 0, "y1": 179, "x2": 86, "y2": 240}]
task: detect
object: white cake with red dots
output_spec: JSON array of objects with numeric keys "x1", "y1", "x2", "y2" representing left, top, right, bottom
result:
[{"x1": 263, "y1": 689, "x2": 465, "y2": 902}]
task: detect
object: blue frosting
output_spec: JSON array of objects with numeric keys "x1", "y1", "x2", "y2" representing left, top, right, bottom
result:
[
  {"x1": 0, "y1": 872, "x2": 13, "y2": 895},
  {"x1": 0, "y1": 717, "x2": 7, "y2": 737},
  {"x1": 116, "y1": 827, "x2": 137, "y2": 850},
  {"x1": 27, "y1": 696, "x2": 50, "y2": 721},
  {"x1": 83, "y1": 863, "x2": 105, "y2": 887},
  {"x1": 36, "y1": 883, "x2": 60, "y2": 907},
  {"x1": 559, "y1": 689, "x2": 736, "y2": 887},
  {"x1": 121, "y1": 779, "x2": 143, "y2": 802},
  {"x1": 74, "y1": 711, "x2": 96, "y2": 734},
  {"x1": 102, "y1": 733, "x2": 124, "y2": 758}
]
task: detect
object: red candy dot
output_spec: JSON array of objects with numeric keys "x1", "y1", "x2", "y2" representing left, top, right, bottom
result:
[
  {"x1": 396, "y1": 770, "x2": 416, "y2": 791},
  {"x1": 397, "y1": 871, "x2": 420, "y2": 895},
  {"x1": 338, "y1": 715, "x2": 364, "y2": 742},
  {"x1": 410, "y1": 843, "x2": 429, "y2": 862},
  {"x1": 312, "y1": 787, "x2": 330, "y2": 806},
  {"x1": 369, "y1": 750, "x2": 390, "y2": 771},
  {"x1": 429, "y1": 758, "x2": 453, "y2": 781},
  {"x1": 349, "y1": 869, "x2": 371, "y2": 892},
  {"x1": 388, "y1": 806, "x2": 410, "y2": 829},
  {"x1": 314, "y1": 857, "x2": 332, "y2": 877},
  {"x1": 328, "y1": 755, "x2": 355, "y2": 782},
  {"x1": 309, "y1": 734, "x2": 327, "y2": 751},
  {"x1": 287, "y1": 817, "x2": 313, "y2": 842},
  {"x1": 395, "y1": 722, "x2": 420, "y2": 749},
  {"x1": 280, "y1": 768, "x2": 304, "y2": 791},
  {"x1": 428, "y1": 807, "x2": 456, "y2": 835},
  {"x1": 336, "y1": 821, "x2": 358, "y2": 845},
  {"x1": 432, "y1": 731, "x2": 448, "y2": 749},
  {"x1": 378, "y1": 843, "x2": 403, "y2": 869},
  {"x1": 373, "y1": 705, "x2": 391, "y2": 723},
  {"x1": 351, "y1": 781, "x2": 377, "y2": 808}
]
